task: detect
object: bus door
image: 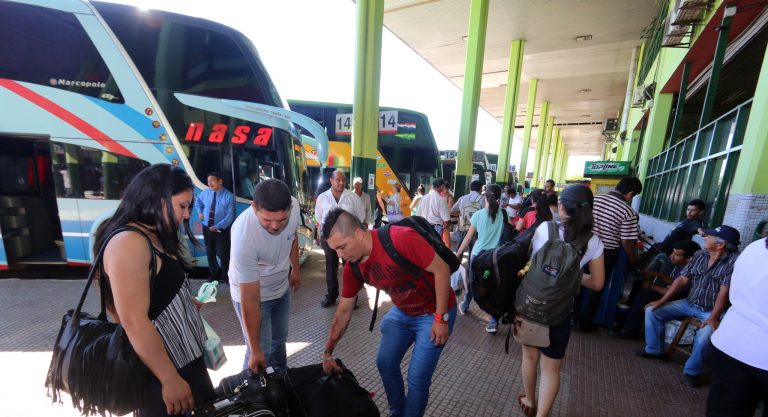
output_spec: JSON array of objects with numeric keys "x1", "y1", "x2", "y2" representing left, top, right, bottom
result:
[{"x1": 0, "y1": 135, "x2": 65, "y2": 268}]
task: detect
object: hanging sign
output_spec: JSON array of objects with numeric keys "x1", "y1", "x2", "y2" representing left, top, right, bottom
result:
[
  {"x1": 583, "y1": 161, "x2": 630, "y2": 176},
  {"x1": 334, "y1": 110, "x2": 399, "y2": 136}
]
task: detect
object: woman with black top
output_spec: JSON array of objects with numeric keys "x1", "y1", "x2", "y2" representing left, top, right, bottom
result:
[{"x1": 93, "y1": 164, "x2": 214, "y2": 416}]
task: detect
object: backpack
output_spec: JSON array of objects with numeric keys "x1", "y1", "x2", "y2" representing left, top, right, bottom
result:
[
  {"x1": 514, "y1": 221, "x2": 591, "y2": 326},
  {"x1": 470, "y1": 220, "x2": 540, "y2": 322},
  {"x1": 499, "y1": 209, "x2": 518, "y2": 244},
  {"x1": 458, "y1": 194, "x2": 483, "y2": 232},
  {"x1": 350, "y1": 216, "x2": 461, "y2": 331}
]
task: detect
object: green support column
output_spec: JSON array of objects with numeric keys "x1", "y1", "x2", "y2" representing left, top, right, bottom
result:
[
  {"x1": 730, "y1": 45, "x2": 768, "y2": 195},
  {"x1": 454, "y1": 0, "x2": 489, "y2": 198},
  {"x1": 497, "y1": 39, "x2": 525, "y2": 185},
  {"x1": 531, "y1": 101, "x2": 550, "y2": 189},
  {"x1": 545, "y1": 127, "x2": 560, "y2": 181},
  {"x1": 552, "y1": 140, "x2": 562, "y2": 182},
  {"x1": 700, "y1": 5, "x2": 736, "y2": 129},
  {"x1": 101, "y1": 152, "x2": 119, "y2": 199},
  {"x1": 724, "y1": 44, "x2": 768, "y2": 246},
  {"x1": 351, "y1": 0, "x2": 384, "y2": 198},
  {"x1": 538, "y1": 117, "x2": 554, "y2": 185},
  {"x1": 518, "y1": 79, "x2": 538, "y2": 190},
  {"x1": 637, "y1": 93, "x2": 674, "y2": 183},
  {"x1": 560, "y1": 151, "x2": 569, "y2": 181},
  {"x1": 558, "y1": 142, "x2": 567, "y2": 182}
]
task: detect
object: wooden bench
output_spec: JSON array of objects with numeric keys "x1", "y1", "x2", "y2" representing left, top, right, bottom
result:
[{"x1": 665, "y1": 317, "x2": 702, "y2": 357}]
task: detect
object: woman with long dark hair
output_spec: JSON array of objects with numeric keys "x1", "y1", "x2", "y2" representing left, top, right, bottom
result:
[
  {"x1": 94, "y1": 164, "x2": 214, "y2": 416},
  {"x1": 516, "y1": 189, "x2": 552, "y2": 232},
  {"x1": 517, "y1": 185, "x2": 605, "y2": 417},
  {"x1": 455, "y1": 184, "x2": 508, "y2": 333}
]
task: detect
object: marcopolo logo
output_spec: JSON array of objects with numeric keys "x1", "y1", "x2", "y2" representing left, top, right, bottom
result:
[{"x1": 49, "y1": 78, "x2": 106, "y2": 88}]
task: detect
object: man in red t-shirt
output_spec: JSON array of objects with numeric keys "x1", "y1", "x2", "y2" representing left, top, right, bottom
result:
[{"x1": 320, "y1": 208, "x2": 457, "y2": 417}]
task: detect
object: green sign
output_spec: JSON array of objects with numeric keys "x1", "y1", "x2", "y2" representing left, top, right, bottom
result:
[{"x1": 584, "y1": 161, "x2": 630, "y2": 176}]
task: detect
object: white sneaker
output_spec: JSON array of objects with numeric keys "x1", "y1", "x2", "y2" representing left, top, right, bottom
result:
[
  {"x1": 458, "y1": 299, "x2": 467, "y2": 315},
  {"x1": 485, "y1": 320, "x2": 498, "y2": 333}
]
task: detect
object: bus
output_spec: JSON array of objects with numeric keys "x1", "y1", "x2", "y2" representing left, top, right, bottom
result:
[
  {"x1": 439, "y1": 149, "x2": 489, "y2": 190},
  {"x1": 0, "y1": 0, "x2": 328, "y2": 269},
  {"x1": 288, "y1": 101, "x2": 442, "y2": 216}
]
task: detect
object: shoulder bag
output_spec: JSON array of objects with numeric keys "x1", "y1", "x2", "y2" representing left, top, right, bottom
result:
[{"x1": 46, "y1": 225, "x2": 156, "y2": 416}]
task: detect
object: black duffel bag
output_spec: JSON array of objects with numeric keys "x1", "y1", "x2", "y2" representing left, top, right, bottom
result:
[
  {"x1": 287, "y1": 359, "x2": 379, "y2": 417},
  {"x1": 214, "y1": 368, "x2": 291, "y2": 417},
  {"x1": 45, "y1": 226, "x2": 155, "y2": 416}
]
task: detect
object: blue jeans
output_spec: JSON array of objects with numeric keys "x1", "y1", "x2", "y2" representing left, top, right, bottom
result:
[
  {"x1": 377, "y1": 305, "x2": 456, "y2": 417},
  {"x1": 232, "y1": 288, "x2": 291, "y2": 370},
  {"x1": 432, "y1": 224, "x2": 443, "y2": 236},
  {"x1": 644, "y1": 299, "x2": 716, "y2": 376}
]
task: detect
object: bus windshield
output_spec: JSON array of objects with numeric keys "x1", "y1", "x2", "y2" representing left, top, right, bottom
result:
[
  {"x1": 288, "y1": 101, "x2": 441, "y2": 199},
  {"x1": 95, "y1": 2, "x2": 308, "y2": 203}
]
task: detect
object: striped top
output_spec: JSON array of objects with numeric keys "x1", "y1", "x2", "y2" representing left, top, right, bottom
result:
[
  {"x1": 592, "y1": 191, "x2": 639, "y2": 250},
  {"x1": 681, "y1": 249, "x2": 738, "y2": 311},
  {"x1": 149, "y1": 253, "x2": 206, "y2": 369}
]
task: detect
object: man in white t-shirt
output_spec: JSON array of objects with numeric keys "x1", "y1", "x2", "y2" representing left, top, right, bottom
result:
[
  {"x1": 504, "y1": 187, "x2": 523, "y2": 218},
  {"x1": 707, "y1": 237, "x2": 768, "y2": 415},
  {"x1": 416, "y1": 178, "x2": 450, "y2": 235},
  {"x1": 314, "y1": 170, "x2": 365, "y2": 307},
  {"x1": 229, "y1": 179, "x2": 301, "y2": 372}
]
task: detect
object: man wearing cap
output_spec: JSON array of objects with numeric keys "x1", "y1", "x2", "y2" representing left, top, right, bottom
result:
[
  {"x1": 636, "y1": 224, "x2": 741, "y2": 388},
  {"x1": 352, "y1": 177, "x2": 372, "y2": 228}
]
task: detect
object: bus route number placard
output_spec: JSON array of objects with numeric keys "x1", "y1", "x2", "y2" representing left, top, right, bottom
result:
[{"x1": 335, "y1": 111, "x2": 398, "y2": 136}]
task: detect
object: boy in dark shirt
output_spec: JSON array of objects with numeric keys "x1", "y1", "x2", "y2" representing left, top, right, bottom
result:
[{"x1": 658, "y1": 199, "x2": 706, "y2": 255}]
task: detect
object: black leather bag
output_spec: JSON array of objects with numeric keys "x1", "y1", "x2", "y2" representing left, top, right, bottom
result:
[
  {"x1": 214, "y1": 368, "x2": 291, "y2": 417},
  {"x1": 287, "y1": 360, "x2": 379, "y2": 417},
  {"x1": 46, "y1": 225, "x2": 156, "y2": 416}
]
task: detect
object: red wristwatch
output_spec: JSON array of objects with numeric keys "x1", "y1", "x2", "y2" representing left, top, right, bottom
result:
[{"x1": 434, "y1": 312, "x2": 449, "y2": 323}]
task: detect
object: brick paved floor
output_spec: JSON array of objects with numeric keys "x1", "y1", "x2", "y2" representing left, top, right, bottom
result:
[{"x1": 0, "y1": 248, "x2": 735, "y2": 417}]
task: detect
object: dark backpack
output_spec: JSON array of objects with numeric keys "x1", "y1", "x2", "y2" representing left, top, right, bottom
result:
[
  {"x1": 470, "y1": 219, "x2": 540, "y2": 321},
  {"x1": 514, "y1": 221, "x2": 591, "y2": 326},
  {"x1": 500, "y1": 209, "x2": 518, "y2": 244},
  {"x1": 350, "y1": 216, "x2": 461, "y2": 331}
]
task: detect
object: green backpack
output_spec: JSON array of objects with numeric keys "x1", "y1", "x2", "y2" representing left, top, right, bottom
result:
[{"x1": 514, "y1": 221, "x2": 591, "y2": 326}]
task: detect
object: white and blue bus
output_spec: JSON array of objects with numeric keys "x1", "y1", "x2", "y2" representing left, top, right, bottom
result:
[{"x1": 0, "y1": 0, "x2": 327, "y2": 270}]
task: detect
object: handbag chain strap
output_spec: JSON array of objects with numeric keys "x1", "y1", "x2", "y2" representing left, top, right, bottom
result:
[{"x1": 72, "y1": 225, "x2": 158, "y2": 323}]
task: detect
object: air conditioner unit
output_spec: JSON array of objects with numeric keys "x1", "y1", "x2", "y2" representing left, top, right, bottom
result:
[{"x1": 632, "y1": 87, "x2": 645, "y2": 107}]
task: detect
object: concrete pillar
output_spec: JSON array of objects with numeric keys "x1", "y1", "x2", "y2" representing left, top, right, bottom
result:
[
  {"x1": 455, "y1": 0, "x2": 489, "y2": 198},
  {"x1": 531, "y1": 101, "x2": 550, "y2": 189},
  {"x1": 497, "y1": 39, "x2": 525, "y2": 184},
  {"x1": 351, "y1": 0, "x2": 384, "y2": 200},
  {"x1": 518, "y1": 79, "x2": 538, "y2": 189},
  {"x1": 723, "y1": 45, "x2": 768, "y2": 247}
]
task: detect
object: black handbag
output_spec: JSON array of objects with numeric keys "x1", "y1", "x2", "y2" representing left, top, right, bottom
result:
[{"x1": 46, "y1": 225, "x2": 156, "y2": 416}]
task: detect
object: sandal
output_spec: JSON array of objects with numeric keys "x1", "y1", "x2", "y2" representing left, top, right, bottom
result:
[{"x1": 517, "y1": 393, "x2": 537, "y2": 417}]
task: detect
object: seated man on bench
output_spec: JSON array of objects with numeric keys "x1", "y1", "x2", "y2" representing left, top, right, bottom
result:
[{"x1": 636, "y1": 225, "x2": 740, "y2": 388}]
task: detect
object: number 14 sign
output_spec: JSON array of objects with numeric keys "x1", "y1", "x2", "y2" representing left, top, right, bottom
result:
[{"x1": 335, "y1": 110, "x2": 398, "y2": 136}]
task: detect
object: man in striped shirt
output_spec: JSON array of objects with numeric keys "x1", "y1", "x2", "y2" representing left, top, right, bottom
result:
[{"x1": 576, "y1": 177, "x2": 642, "y2": 331}]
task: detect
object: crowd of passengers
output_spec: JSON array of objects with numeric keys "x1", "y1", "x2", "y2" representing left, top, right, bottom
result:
[{"x1": 93, "y1": 164, "x2": 766, "y2": 417}]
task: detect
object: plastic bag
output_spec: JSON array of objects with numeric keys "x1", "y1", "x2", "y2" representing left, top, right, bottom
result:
[
  {"x1": 202, "y1": 318, "x2": 227, "y2": 370},
  {"x1": 197, "y1": 281, "x2": 219, "y2": 303}
]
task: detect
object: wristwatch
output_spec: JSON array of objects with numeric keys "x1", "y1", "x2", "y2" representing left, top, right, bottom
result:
[{"x1": 434, "y1": 312, "x2": 449, "y2": 323}]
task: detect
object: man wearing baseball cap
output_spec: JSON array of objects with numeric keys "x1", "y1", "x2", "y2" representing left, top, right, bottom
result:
[{"x1": 636, "y1": 224, "x2": 740, "y2": 388}]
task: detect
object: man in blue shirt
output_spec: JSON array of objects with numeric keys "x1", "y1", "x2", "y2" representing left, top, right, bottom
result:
[{"x1": 195, "y1": 172, "x2": 235, "y2": 282}]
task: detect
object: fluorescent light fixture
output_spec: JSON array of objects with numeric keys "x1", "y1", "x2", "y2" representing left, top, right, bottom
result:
[{"x1": 575, "y1": 35, "x2": 593, "y2": 42}]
